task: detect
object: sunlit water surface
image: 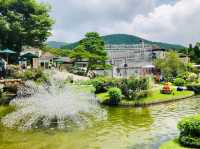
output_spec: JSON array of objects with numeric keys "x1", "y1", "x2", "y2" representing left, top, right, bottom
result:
[{"x1": 1, "y1": 96, "x2": 200, "y2": 149}]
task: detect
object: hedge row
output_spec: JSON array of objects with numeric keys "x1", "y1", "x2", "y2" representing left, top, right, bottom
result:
[{"x1": 178, "y1": 115, "x2": 200, "y2": 148}]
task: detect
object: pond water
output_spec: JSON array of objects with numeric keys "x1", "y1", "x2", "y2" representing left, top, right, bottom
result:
[{"x1": 1, "y1": 96, "x2": 200, "y2": 149}]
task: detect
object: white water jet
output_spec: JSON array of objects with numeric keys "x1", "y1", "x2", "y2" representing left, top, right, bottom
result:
[{"x1": 1, "y1": 70, "x2": 106, "y2": 131}]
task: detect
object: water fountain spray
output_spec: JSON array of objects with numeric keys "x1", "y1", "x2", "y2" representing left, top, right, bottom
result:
[{"x1": 1, "y1": 70, "x2": 106, "y2": 131}]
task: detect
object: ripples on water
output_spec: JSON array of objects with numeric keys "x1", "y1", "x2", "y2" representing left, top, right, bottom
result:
[
  {"x1": 1, "y1": 70, "x2": 200, "y2": 149},
  {"x1": 101, "y1": 96, "x2": 200, "y2": 149}
]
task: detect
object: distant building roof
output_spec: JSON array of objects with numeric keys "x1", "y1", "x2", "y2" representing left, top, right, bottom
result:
[
  {"x1": 21, "y1": 46, "x2": 42, "y2": 57},
  {"x1": 54, "y1": 57, "x2": 72, "y2": 63},
  {"x1": 41, "y1": 52, "x2": 55, "y2": 59}
]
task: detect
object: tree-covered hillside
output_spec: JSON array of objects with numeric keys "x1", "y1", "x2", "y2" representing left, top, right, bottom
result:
[
  {"x1": 60, "y1": 34, "x2": 185, "y2": 50},
  {"x1": 47, "y1": 41, "x2": 67, "y2": 48}
]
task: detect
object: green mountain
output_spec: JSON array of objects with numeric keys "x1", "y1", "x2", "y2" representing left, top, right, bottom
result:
[
  {"x1": 47, "y1": 41, "x2": 68, "y2": 48},
  {"x1": 61, "y1": 34, "x2": 185, "y2": 50}
]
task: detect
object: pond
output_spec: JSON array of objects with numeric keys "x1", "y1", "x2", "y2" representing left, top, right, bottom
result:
[{"x1": 1, "y1": 96, "x2": 200, "y2": 149}]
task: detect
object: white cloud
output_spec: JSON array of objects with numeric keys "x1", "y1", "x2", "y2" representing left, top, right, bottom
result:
[
  {"x1": 39, "y1": 0, "x2": 155, "y2": 42},
  {"x1": 130, "y1": 0, "x2": 200, "y2": 45},
  {"x1": 40, "y1": 0, "x2": 200, "y2": 45}
]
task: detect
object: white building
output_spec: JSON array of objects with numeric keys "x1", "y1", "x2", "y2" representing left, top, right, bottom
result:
[
  {"x1": 20, "y1": 46, "x2": 42, "y2": 57},
  {"x1": 105, "y1": 43, "x2": 165, "y2": 77}
]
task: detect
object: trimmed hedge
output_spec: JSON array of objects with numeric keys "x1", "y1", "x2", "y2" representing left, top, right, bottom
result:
[
  {"x1": 107, "y1": 87, "x2": 122, "y2": 105},
  {"x1": 174, "y1": 78, "x2": 185, "y2": 86},
  {"x1": 178, "y1": 115, "x2": 200, "y2": 148},
  {"x1": 179, "y1": 136, "x2": 200, "y2": 148}
]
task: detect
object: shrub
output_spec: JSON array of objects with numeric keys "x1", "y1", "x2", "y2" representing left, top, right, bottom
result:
[
  {"x1": 91, "y1": 76, "x2": 151, "y2": 100},
  {"x1": 107, "y1": 87, "x2": 122, "y2": 105},
  {"x1": 177, "y1": 72, "x2": 190, "y2": 80},
  {"x1": 174, "y1": 78, "x2": 185, "y2": 86},
  {"x1": 128, "y1": 77, "x2": 149, "y2": 91},
  {"x1": 117, "y1": 79, "x2": 129, "y2": 98},
  {"x1": 178, "y1": 115, "x2": 200, "y2": 148},
  {"x1": 6, "y1": 65, "x2": 20, "y2": 78},
  {"x1": 118, "y1": 77, "x2": 150, "y2": 99},
  {"x1": 178, "y1": 115, "x2": 200, "y2": 136},
  {"x1": 15, "y1": 68, "x2": 48, "y2": 84},
  {"x1": 4, "y1": 84, "x2": 18, "y2": 93},
  {"x1": 179, "y1": 135, "x2": 200, "y2": 148},
  {"x1": 90, "y1": 77, "x2": 118, "y2": 93},
  {"x1": 177, "y1": 72, "x2": 198, "y2": 83},
  {"x1": 90, "y1": 77, "x2": 107, "y2": 93},
  {"x1": 187, "y1": 73, "x2": 198, "y2": 83},
  {"x1": 186, "y1": 84, "x2": 200, "y2": 94}
]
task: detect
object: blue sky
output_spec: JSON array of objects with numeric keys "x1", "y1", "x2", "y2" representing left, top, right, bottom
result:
[
  {"x1": 155, "y1": 0, "x2": 176, "y2": 5},
  {"x1": 39, "y1": 0, "x2": 200, "y2": 45}
]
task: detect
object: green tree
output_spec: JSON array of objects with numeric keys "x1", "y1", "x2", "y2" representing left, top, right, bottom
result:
[
  {"x1": 70, "y1": 32, "x2": 108, "y2": 74},
  {"x1": 0, "y1": 0, "x2": 54, "y2": 53},
  {"x1": 154, "y1": 51, "x2": 186, "y2": 81},
  {"x1": 41, "y1": 46, "x2": 70, "y2": 56},
  {"x1": 179, "y1": 43, "x2": 200, "y2": 64}
]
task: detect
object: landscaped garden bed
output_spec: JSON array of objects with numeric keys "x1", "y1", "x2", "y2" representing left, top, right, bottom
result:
[
  {"x1": 85, "y1": 76, "x2": 194, "y2": 107},
  {"x1": 97, "y1": 88, "x2": 194, "y2": 107}
]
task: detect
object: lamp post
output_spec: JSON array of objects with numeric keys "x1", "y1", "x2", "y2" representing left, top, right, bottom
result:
[
  {"x1": 124, "y1": 57, "x2": 128, "y2": 78},
  {"x1": 110, "y1": 60, "x2": 114, "y2": 78}
]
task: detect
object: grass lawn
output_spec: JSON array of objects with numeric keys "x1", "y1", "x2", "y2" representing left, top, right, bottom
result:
[
  {"x1": 0, "y1": 106, "x2": 15, "y2": 119},
  {"x1": 139, "y1": 89, "x2": 194, "y2": 104},
  {"x1": 70, "y1": 85, "x2": 95, "y2": 93},
  {"x1": 96, "y1": 89, "x2": 194, "y2": 106},
  {"x1": 160, "y1": 139, "x2": 190, "y2": 149}
]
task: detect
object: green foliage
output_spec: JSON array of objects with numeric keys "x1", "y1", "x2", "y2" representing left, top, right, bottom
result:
[
  {"x1": 118, "y1": 77, "x2": 150, "y2": 100},
  {"x1": 47, "y1": 41, "x2": 67, "y2": 49},
  {"x1": 179, "y1": 136, "x2": 200, "y2": 148},
  {"x1": 177, "y1": 72, "x2": 198, "y2": 83},
  {"x1": 0, "y1": 106, "x2": 15, "y2": 119},
  {"x1": 178, "y1": 115, "x2": 200, "y2": 136},
  {"x1": 177, "y1": 72, "x2": 190, "y2": 80},
  {"x1": 159, "y1": 139, "x2": 190, "y2": 149},
  {"x1": 178, "y1": 115, "x2": 200, "y2": 148},
  {"x1": 186, "y1": 84, "x2": 200, "y2": 94},
  {"x1": 174, "y1": 78, "x2": 185, "y2": 86},
  {"x1": 154, "y1": 51, "x2": 186, "y2": 81},
  {"x1": 70, "y1": 32, "x2": 109, "y2": 74},
  {"x1": 89, "y1": 77, "x2": 114, "y2": 93},
  {"x1": 90, "y1": 76, "x2": 150, "y2": 100},
  {"x1": 187, "y1": 73, "x2": 198, "y2": 82},
  {"x1": 179, "y1": 42, "x2": 200, "y2": 64},
  {"x1": 62, "y1": 34, "x2": 185, "y2": 50},
  {"x1": 107, "y1": 87, "x2": 122, "y2": 105},
  {"x1": 41, "y1": 46, "x2": 70, "y2": 56},
  {"x1": 15, "y1": 68, "x2": 48, "y2": 83},
  {"x1": 0, "y1": 0, "x2": 54, "y2": 53},
  {"x1": 89, "y1": 77, "x2": 105, "y2": 93}
]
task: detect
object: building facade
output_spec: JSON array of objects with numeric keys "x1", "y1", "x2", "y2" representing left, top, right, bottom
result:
[{"x1": 105, "y1": 43, "x2": 165, "y2": 77}]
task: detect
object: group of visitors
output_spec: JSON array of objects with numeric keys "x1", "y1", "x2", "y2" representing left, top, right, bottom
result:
[{"x1": 0, "y1": 58, "x2": 7, "y2": 79}]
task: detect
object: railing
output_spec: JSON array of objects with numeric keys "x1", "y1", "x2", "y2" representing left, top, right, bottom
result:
[{"x1": 0, "y1": 79, "x2": 23, "y2": 85}]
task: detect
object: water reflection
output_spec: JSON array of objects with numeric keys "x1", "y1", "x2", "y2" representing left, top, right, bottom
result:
[{"x1": 1, "y1": 96, "x2": 200, "y2": 149}]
